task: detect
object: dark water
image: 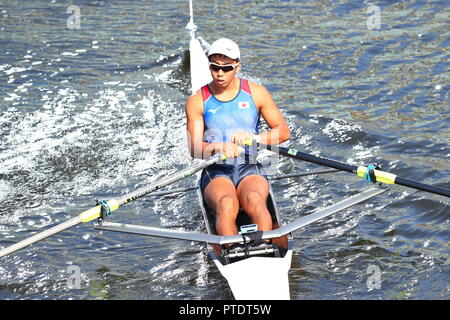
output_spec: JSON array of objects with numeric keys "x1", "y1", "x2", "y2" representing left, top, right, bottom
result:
[{"x1": 0, "y1": 0, "x2": 448, "y2": 300}]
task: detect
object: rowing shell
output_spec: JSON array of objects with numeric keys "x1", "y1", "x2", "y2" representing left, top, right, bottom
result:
[{"x1": 197, "y1": 180, "x2": 293, "y2": 300}]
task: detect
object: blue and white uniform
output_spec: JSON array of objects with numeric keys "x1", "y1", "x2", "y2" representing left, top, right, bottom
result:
[
  {"x1": 199, "y1": 79, "x2": 268, "y2": 193},
  {"x1": 202, "y1": 78, "x2": 259, "y2": 145}
]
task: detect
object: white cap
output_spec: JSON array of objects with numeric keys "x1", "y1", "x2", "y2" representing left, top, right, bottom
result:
[{"x1": 208, "y1": 38, "x2": 240, "y2": 60}]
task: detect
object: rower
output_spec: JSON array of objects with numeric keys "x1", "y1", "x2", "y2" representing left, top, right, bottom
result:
[{"x1": 185, "y1": 38, "x2": 290, "y2": 241}]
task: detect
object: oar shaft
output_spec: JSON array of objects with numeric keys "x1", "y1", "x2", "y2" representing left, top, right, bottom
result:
[
  {"x1": 114, "y1": 155, "x2": 222, "y2": 207},
  {"x1": 79, "y1": 155, "x2": 223, "y2": 224},
  {"x1": 258, "y1": 143, "x2": 450, "y2": 198},
  {"x1": 260, "y1": 143, "x2": 356, "y2": 173},
  {"x1": 394, "y1": 176, "x2": 450, "y2": 198},
  {"x1": 0, "y1": 216, "x2": 82, "y2": 258}
]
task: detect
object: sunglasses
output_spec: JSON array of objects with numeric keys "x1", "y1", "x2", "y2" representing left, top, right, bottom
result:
[{"x1": 209, "y1": 62, "x2": 240, "y2": 73}]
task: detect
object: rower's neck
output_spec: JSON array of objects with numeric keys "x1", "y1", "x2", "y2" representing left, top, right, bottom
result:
[{"x1": 210, "y1": 77, "x2": 240, "y2": 97}]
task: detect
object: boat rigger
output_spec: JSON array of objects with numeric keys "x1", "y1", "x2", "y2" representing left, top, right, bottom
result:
[{"x1": 94, "y1": 183, "x2": 387, "y2": 299}]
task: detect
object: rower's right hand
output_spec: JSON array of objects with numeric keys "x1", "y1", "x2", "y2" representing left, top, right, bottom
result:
[{"x1": 215, "y1": 142, "x2": 244, "y2": 159}]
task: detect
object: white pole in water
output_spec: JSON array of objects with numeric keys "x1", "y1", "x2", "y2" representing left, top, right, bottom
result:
[
  {"x1": 187, "y1": 0, "x2": 197, "y2": 39},
  {"x1": 186, "y1": 0, "x2": 212, "y2": 94}
]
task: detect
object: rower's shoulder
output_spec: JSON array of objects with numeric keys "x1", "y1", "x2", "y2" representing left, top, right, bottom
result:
[
  {"x1": 246, "y1": 80, "x2": 270, "y2": 96},
  {"x1": 185, "y1": 88, "x2": 204, "y2": 113}
]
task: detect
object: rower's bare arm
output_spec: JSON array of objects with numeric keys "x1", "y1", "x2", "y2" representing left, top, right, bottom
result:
[
  {"x1": 186, "y1": 93, "x2": 207, "y2": 158},
  {"x1": 250, "y1": 82, "x2": 290, "y2": 145}
]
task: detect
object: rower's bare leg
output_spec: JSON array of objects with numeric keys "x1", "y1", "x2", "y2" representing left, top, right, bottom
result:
[
  {"x1": 203, "y1": 177, "x2": 240, "y2": 237},
  {"x1": 236, "y1": 175, "x2": 272, "y2": 232}
]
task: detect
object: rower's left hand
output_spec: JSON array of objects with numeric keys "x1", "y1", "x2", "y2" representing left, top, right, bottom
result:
[{"x1": 231, "y1": 130, "x2": 254, "y2": 146}]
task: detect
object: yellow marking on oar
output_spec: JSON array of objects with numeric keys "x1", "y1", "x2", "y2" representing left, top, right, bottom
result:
[
  {"x1": 357, "y1": 166, "x2": 397, "y2": 185},
  {"x1": 79, "y1": 199, "x2": 120, "y2": 223},
  {"x1": 242, "y1": 137, "x2": 253, "y2": 146}
]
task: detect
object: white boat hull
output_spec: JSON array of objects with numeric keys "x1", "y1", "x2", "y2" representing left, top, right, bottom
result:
[
  {"x1": 197, "y1": 179, "x2": 293, "y2": 300},
  {"x1": 211, "y1": 249, "x2": 293, "y2": 300}
]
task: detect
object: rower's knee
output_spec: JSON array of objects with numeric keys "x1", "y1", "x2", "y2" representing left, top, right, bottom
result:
[
  {"x1": 243, "y1": 192, "x2": 272, "y2": 228},
  {"x1": 244, "y1": 191, "x2": 266, "y2": 210},
  {"x1": 216, "y1": 195, "x2": 238, "y2": 217}
]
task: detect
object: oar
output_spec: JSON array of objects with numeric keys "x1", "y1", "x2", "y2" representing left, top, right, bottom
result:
[
  {"x1": 0, "y1": 154, "x2": 225, "y2": 258},
  {"x1": 254, "y1": 142, "x2": 450, "y2": 198}
]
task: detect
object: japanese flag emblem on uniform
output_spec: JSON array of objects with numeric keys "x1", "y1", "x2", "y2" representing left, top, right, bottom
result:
[{"x1": 239, "y1": 101, "x2": 250, "y2": 109}]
